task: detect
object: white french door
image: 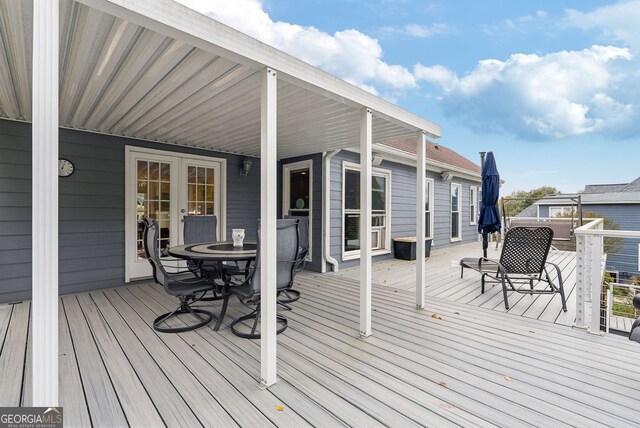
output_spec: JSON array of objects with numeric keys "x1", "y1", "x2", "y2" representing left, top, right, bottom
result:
[{"x1": 125, "y1": 147, "x2": 226, "y2": 281}]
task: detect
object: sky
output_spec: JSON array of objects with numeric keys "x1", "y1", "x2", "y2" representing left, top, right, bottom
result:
[{"x1": 177, "y1": 0, "x2": 640, "y2": 194}]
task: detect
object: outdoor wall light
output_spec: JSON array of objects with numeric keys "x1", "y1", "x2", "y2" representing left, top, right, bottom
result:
[{"x1": 240, "y1": 157, "x2": 253, "y2": 177}]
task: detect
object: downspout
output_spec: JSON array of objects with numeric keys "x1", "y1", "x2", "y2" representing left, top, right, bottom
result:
[{"x1": 323, "y1": 149, "x2": 341, "y2": 272}]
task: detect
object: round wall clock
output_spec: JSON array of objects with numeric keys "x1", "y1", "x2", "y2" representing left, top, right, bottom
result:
[{"x1": 58, "y1": 159, "x2": 75, "y2": 177}]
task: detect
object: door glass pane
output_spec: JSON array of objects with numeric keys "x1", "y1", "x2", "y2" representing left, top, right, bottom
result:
[
  {"x1": 136, "y1": 160, "x2": 171, "y2": 260},
  {"x1": 289, "y1": 169, "x2": 310, "y2": 210},
  {"x1": 186, "y1": 165, "x2": 217, "y2": 221}
]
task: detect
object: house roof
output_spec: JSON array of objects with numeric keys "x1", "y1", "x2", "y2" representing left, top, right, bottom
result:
[
  {"x1": 0, "y1": 0, "x2": 440, "y2": 160},
  {"x1": 378, "y1": 137, "x2": 481, "y2": 174}
]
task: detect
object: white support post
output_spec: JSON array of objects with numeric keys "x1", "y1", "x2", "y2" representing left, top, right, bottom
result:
[
  {"x1": 260, "y1": 67, "x2": 278, "y2": 387},
  {"x1": 589, "y1": 234, "x2": 604, "y2": 334},
  {"x1": 32, "y1": 0, "x2": 59, "y2": 406},
  {"x1": 415, "y1": 131, "x2": 426, "y2": 309},
  {"x1": 359, "y1": 108, "x2": 372, "y2": 338},
  {"x1": 575, "y1": 234, "x2": 586, "y2": 329}
]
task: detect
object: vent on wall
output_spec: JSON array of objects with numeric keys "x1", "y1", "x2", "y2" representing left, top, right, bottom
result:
[{"x1": 441, "y1": 171, "x2": 454, "y2": 181}]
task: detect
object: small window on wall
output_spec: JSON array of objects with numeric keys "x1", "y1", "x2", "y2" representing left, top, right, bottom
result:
[
  {"x1": 451, "y1": 183, "x2": 462, "y2": 241},
  {"x1": 549, "y1": 206, "x2": 576, "y2": 218},
  {"x1": 342, "y1": 162, "x2": 391, "y2": 259},
  {"x1": 470, "y1": 186, "x2": 478, "y2": 225}
]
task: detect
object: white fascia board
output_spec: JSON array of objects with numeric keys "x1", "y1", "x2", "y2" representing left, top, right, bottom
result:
[{"x1": 76, "y1": 0, "x2": 442, "y2": 137}]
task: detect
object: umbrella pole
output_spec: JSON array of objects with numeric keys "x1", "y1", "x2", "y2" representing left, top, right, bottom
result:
[
  {"x1": 480, "y1": 152, "x2": 487, "y2": 258},
  {"x1": 482, "y1": 232, "x2": 488, "y2": 259}
]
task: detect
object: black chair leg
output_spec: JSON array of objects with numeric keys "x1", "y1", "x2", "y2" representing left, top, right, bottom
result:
[
  {"x1": 460, "y1": 266, "x2": 464, "y2": 279},
  {"x1": 501, "y1": 277, "x2": 510, "y2": 310},
  {"x1": 277, "y1": 289, "x2": 300, "y2": 304},
  {"x1": 154, "y1": 297, "x2": 213, "y2": 333},
  {"x1": 230, "y1": 304, "x2": 288, "y2": 339},
  {"x1": 213, "y1": 294, "x2": 231, "y2": 331},
  {"x1": 481, "y1": 275, "x2": 485, "y2": 294}
]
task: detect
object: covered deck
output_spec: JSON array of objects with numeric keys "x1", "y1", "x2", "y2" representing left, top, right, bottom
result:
[{"x1": 2, "y1": 272, "x2": 639, "y2": 427}]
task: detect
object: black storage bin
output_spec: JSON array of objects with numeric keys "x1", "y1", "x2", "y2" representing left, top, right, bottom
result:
[{"x1": 393, "y1": 238, "x2": 432, "y2": 260}]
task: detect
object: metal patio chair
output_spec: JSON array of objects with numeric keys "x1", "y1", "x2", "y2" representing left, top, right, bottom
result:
[
  {"x1": 630, "y1": 295, "x2": 640, "y2": 343},
  {"x1": 229, "y1": 218, "x2": 300, "y2": 339},
  {"x1": 278, "y1": 215, "x2": 309, "y2": 306},
  {"x1": 142, "y1": 218, "x2": 214, "y2": 333},
  {"x1": 460, "y1": 226, "x2": 567, "y2": 311},
  {"x1": 183, "y1": 215, "x2": 240, "y2": 297}
]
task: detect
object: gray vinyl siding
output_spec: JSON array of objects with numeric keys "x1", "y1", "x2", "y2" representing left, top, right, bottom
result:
[
  {"x1": 279, "y1": 154, "x2": 323, "y2": 272},
  {"x1": 583, "y1": 204, "x2": 640, "y2": 277},
  {"x1": 0, "y1": 119, "x2": 261, "y2": 303},
  {"x1": 329, "y1": 150, "x2": 481, "y2": 270},
  {"x1": 538, "y1": 202, "x2": 640, "y2": 276}
]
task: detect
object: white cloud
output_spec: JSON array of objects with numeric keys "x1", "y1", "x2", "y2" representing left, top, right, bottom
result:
[
  {"x1": 176, "y1": 0, "x2": 416, "y2": 92},
  {"x1": 381, "y1": 23, "x2": 448, "y2": 38},
  {"x1": 563, "y1": 0, "x2": 640, "y2": 51},
  {"x1": 415, "y1": 45, "x2": 636, "y2": 139}
]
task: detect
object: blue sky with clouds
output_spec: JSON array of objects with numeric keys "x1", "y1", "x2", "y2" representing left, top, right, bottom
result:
[{"x1": 179, "y1": 0, "x2": 640, "y2": 194}]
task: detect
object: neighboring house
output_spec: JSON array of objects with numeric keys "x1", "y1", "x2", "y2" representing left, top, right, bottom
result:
[
  {"x1": 528, "y1": 178, "x2": 640, "y2": 279},
  {"x1": 0, "y1": 2, "x2": 482, "y2": 304}
]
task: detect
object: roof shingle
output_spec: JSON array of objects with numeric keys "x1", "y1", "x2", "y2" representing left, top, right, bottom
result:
[{"x1": 378, "y1": 137, "x2": 481, "y2": 174}]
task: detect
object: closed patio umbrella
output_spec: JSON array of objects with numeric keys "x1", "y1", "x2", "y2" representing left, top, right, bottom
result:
[{"x1": 478, "y1": 152, "x2": 501, "y2": 258}]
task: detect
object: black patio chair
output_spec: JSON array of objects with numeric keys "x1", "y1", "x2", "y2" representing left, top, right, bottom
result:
[
  {"x1": 629, "y1": 295, "x2": 640, "y2": 343},
  {"x1": 460, "y1": 226, "x2": 567, "y2": 311},
  {"x1": 278, "y1": 215, "x2": 309, "y2": 305},
  {"x1": 229, "y1": 218, "x2": 300, "y2": 339},
  {"x1": 183, "y1": 215, "x2": 241, "y2": 295},
  {"x1": 142, "y1": 218, "x2": 214, "y2": 333}
]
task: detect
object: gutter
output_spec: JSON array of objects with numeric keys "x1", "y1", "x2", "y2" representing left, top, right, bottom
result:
[{"x1": 322, "y1": 149, "x2": 341, "y2": 272}]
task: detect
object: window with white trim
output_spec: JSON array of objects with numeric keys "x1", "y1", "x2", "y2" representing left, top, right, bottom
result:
[
  {"x1": 451, "y1": 183, "x2": 462, "y2": 241},
  {"x1": 342, "y1": 162, "x2": 391, "y2": 259},
  {"x1": 425, "y1": 177, "x2": 435, "y2": 239},
  {"x1": 470, "y1": 186, "x2": 478, "y2": 225},
  {"x1": 549, "y1": 206, "x2": 576, "y2": 218}
]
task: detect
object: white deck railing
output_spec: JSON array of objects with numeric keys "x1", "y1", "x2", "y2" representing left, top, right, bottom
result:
[{"x1": 574, "y1": 219, "x2": 640, "y2": 334}]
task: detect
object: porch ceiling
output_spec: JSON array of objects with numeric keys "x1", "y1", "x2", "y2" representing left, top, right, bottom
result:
[{"x1": 0, "y1": 0, "x2": 435, "y2": 159}]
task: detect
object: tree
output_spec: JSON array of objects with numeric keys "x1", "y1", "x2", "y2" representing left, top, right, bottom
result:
[
  {"x1": 556, "y1": 211, "x2": 624, "y2": 255},
  {"x1": 502, "y1": 186, "x2": 558, "y2": 217}
]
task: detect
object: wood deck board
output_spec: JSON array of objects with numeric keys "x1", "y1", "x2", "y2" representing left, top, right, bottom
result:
[
  {"x1": 137, "y1": 287, "x2": 392, "y2": 426},
  {"x1": 88, "y1": 291, "x2": 206, "y2": 428},
  {"x1": 0, "y1": 303, "x2": 29, "y2": 407},
  {"x1": 330, "y1": 244, "x2": 581, "y2": 326},
  {"x1": 61, "y1": 295, "x2": 129, "y2": 427},
  {"x1": 116, "y1": 286, "x2": 309, "y2": 428},
  {"x1": 1, "y1": 249, "x2": 639, "y2": 427},
  {"x1": 285, "y1": 294, "x2": 613, "y2": 427},
  {"x1": 297, "y1": 278, "x2": 640, "y2": 420}
]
